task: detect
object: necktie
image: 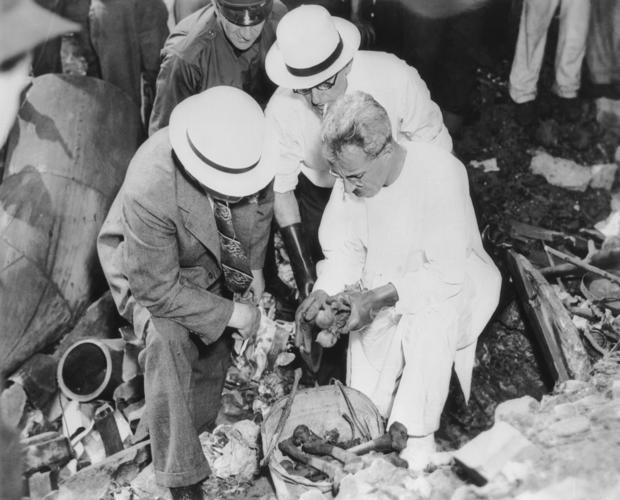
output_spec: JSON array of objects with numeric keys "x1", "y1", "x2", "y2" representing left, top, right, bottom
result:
[{"x1": 212, "y1": 199, "x2": 253, "y2": 294}]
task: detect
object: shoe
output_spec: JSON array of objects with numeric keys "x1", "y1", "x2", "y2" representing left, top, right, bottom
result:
[
  {"x1": 169, "y1": 483, "x2": 204, "y2": 500},
  {"x1": 399, "y1": 434, "x2": 437, "y2": 472},
  {"x1": 514, "y1": 101, "x2": 537, "y2": 127}
]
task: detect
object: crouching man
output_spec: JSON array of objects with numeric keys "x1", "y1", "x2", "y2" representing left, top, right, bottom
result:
[
  {"x1": 297, "y1": 91, "x2": 501, "y2": 470},
  {"x1": 97, "y1": 86, "x2": 274, "y2": 500}
]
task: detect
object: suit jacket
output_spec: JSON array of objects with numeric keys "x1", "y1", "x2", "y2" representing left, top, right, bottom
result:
[{"x1": 97, "y1": 128, "x2": 273, "y2": 343}]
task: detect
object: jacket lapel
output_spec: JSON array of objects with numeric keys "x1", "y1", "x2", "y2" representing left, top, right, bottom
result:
[{"x1": 176, "y1": 168, "x2": 221, "y2": 261}]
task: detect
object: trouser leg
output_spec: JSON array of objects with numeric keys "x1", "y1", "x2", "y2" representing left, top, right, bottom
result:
[
  {"x1": 552, "y1": 0, "x2": 590, "y2": 98},
  {"x1": 135, "y1": 0, "x2": 169, "y2": 125},
  {"x1": 388, "y1": 305, "x2": 461, "y2": 436},
  {"x1": 141, "y1": 316, "x2": 232, "y2": 488},
  {"x1": 509, "y1": 0, "x2": 559, "y2": 103},
  {"x1": 89, "y1": 0, "x2": 142, "y2": 106}
]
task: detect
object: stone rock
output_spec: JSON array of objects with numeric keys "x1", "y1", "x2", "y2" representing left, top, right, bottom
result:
[
  {"x1": 530, "y1": 151, "x2": 591, "y2": 191},
  {"x1": 595, "y1": 97, "x2": 620, "y2": 133},
  {"x1": 611, "y1": 379, "x2": 620, "y2": 399},
  {"x1": 590, "y1": 163, "x2": 618, "y2": 191},
  {"x1": 556, "y1": 379, "x2": 589, "y2": 394},
  {"x1": 552, "y1": 402, "x2": 577, "y2": 419},
  {"x1": 514, "y1": 477, "x2": 590, "y2": 500},
  {"x1": 495, "y1": 396, "x2": 540, "y2": 424},
  {"x1": 453, "y1": 422, "x2": 540, "y2": 484},
  {"x1": 548, "y1": 416, "x2": 590, "y2": 437}
]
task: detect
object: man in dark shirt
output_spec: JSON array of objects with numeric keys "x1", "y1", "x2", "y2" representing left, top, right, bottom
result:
[{"x1": 149, "y1": 0, "x2": 286, "y2": 135}]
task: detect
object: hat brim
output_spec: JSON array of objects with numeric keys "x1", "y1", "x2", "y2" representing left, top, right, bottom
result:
[
  {"x1": 1, "y1": 1, "x2": 80, "y2": 63},
  {"x1": 169, "y1": 98, "x2": 274, "y2": 198},
  {"x1": 265, "y1": 17, "x2": 361, "y2": 90}
]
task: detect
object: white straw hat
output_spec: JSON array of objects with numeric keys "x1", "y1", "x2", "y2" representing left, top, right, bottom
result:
[
  {"x1": 169, "y1": 86, "x2": 273, "y2": 197},
  {"x1": 265, "y1": 5, "x2": 361, "y2": 90}
]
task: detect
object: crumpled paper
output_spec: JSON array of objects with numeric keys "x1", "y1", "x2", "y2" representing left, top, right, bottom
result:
[{"x1": 200, "y1": 420, "x2": 260, "y2": 480}]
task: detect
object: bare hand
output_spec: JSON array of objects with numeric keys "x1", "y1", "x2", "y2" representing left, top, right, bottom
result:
[{"x1": 229, "y1": 302, "x2": 261, "y2": 341}]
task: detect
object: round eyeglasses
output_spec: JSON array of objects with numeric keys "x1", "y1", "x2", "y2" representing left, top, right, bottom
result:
[{"x1": 293, "y1": 74, "x2": 338, "y2": 95}]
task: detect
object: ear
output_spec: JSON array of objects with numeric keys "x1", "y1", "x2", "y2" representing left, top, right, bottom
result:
[{"x1": 341, "y1": 60, "x2": 354, "y2": 77}]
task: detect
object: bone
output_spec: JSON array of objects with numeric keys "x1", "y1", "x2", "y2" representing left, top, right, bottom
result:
[
  {"x1": 278, "y1": 436, "x2": 344, "y2": 487},
  {"x1": 346, "y1": 422, "x2": 408, "y2": 456}
]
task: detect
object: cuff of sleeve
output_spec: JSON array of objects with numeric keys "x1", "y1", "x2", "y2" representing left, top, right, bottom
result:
[
  {"x1": 274, "y1": 172, "x2": 299, "y2": 193},
  {"x1": 314, "y1": 262, "x2": 345, "y2": 296},
  {"x1": 195, "y1": 296, "x2": 235, "y2": 345}
]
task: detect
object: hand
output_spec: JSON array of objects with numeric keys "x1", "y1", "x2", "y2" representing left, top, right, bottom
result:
[
  {"x1": 334, "y1": 284, "x2": 399, "y2": 333},
  {"x1": 296, "y1": 289, "x2": 329, "y2": 324},
  {"x1": 229, "y1": 302, "x2": 261, "y2": 341},
  {"x1": 334, "y1": 290, "x2": 373, "y2": 333},
  {"x1": 243, "y1": 269, "x2": 265, "y2": 305}
]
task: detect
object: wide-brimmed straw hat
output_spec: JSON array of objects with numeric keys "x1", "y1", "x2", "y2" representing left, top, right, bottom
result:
[
  {"x1": 169, "y1": 86, "x2": 273, "y2": 198},
  {"x1": 0, "y1": 0, "x2": 80, "y2": 64},
  {"x1": 265, "y1": 5, "x2": 360, "y2": 90}
]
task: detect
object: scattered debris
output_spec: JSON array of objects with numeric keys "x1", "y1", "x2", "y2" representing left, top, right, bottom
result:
[
  {"x1": 200, "y1": 420, "x2": 261, "y2": 480},
  {"x1": 469, "y1": 158, "x2": 500, "y2": 173},
  {"x1": 529, "y1": 151, "x2": 617, "y2": 192}
]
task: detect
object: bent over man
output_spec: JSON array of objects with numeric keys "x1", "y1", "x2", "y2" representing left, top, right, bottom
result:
[
  {"x1": 98, "y1": 86, "x2": 273, "y2": 500},
  {"x1": 299, "y1": 91, "x2": 501, "y2": 470},
  {"x1": 263, "y1": 4, "x2": 452, "y2": 379}
]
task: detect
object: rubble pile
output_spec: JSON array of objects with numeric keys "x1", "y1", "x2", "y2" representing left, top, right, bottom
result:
[{"x1": 452, "y1": 357, "x2": 620, "y2": 500}]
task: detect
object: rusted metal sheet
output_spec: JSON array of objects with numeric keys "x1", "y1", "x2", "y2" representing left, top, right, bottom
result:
[{"x1": 0, "y1": 74, "x2": 141, "y2": 376}]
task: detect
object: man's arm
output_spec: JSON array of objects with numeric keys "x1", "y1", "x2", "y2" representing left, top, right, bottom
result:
[
  {"x1": 399, "y1": 61, "x2": 453, "y2": 151},
  {"x1": 122, "y1": 193, "x2": 234, "y2": 344},
  {"x1": 148, "y1": 55, "x2": 201, "y2": 135},
  {"x1": 274, "y1": 190, "x2": 301, "y2": 227}
]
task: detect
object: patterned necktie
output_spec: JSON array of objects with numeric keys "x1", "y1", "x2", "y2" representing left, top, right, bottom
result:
[{"x1": 212, "y1": 199, "x2": 253, "y2": 294}]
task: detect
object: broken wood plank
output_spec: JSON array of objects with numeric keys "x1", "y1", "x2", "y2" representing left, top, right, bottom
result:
[
  {"x1": 510, "y1": 221, "x2": 590, "y2": 256},
  {"x1": 22, "y1": 432, "x2": 72, "y2": 475},
  {"x1": 544, "y1": 246, "x2": 620, "y2": 286},
  {"x1": 507, "y1": 250, "x2": 591, "y2": 383}
]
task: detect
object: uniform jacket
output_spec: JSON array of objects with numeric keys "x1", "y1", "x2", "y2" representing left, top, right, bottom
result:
[
  {"x1": 148, "y1": 3, "x2": 286, "y2": 135},
  {"x1": 97, "y1": 128, "x2": 273, "y2": 344}
]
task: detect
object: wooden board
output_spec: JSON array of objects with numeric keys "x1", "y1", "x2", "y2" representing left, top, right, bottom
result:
[{"x1": 507, "y1": 250, "x2": 591, "y2": 383}]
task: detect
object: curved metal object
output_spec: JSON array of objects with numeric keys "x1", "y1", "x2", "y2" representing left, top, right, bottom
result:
[{"x1": 0, "y1": 74, "x2": 141, "y2": 376}]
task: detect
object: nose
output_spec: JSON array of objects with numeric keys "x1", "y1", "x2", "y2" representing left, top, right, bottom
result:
[{"x1": 342, "y1": 179, "x2": 356, "y2": 194}]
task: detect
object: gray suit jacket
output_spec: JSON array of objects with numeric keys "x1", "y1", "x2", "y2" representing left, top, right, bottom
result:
[{"x1": 97, "y1": 128, "x2": 273, "y2": 343}]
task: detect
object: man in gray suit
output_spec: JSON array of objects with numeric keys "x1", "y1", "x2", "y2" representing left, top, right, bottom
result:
[{"x1": 97, "y1": 86, "x2": 273, "y2": 500}]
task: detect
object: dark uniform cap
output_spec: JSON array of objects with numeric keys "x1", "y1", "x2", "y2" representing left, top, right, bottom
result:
[
  {"x1": 0, "y1": 0, "x2": 79, "y2": 66},
  {"x1": 216, "y1": 0, "x2": 273, "y2": 26}
]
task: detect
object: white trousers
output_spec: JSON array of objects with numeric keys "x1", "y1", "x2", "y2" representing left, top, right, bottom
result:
[
  {"x1": 586, "y1": 0, "x2": 620, "y2": 84},
  {"x1": 509, "y1": 0, "x2": 591, "y2": 103},
  {"x1": 347, "y1": 254, "x2": 501, "y2": 436}
]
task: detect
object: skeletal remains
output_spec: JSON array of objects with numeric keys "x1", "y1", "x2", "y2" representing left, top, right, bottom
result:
[{"x1": 277, "y1": 422, "x2": 409, "y2": 490}]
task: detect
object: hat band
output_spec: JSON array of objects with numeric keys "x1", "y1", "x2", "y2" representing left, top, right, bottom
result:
[
  {"x1": 186, "y1": 131, "x2": 258, "y2": 174},
  {"x1": 285, "y1": 35, "x2": 343, "y2": 77}
]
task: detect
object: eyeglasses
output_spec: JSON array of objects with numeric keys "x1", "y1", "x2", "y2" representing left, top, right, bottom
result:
[
  {"x1": 293, "y1": 74, "x2": 338, "y2": 95},
  {"x1": 328, "y1": 166, "x2": 366, "y2": 183}
]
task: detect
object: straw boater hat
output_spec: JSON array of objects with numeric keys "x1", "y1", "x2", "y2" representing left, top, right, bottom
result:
[
  {"x1": 0, "y1": 0, "x2": 79, "y2": 64},
  {"x1": 265, "y1": 4, "x2": 361, "y2": 90},
  {"x1": 169, "y1": 86, "x2": 273, "y2": 198}
]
